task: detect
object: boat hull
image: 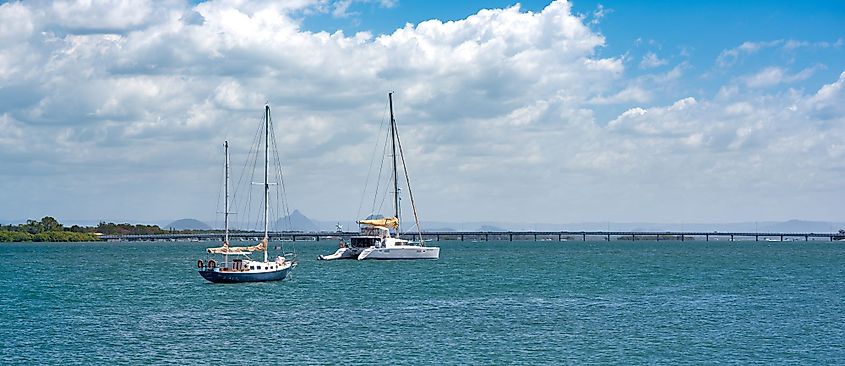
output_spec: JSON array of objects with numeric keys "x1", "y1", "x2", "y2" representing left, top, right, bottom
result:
[
  {"x1": 199, "y1": 267, "x2": 290, "y2": 283},
  {"x1": 358, "y1": 246, "x2": 440, "y2": 260},
  {"x1": 318, "y1": 247, "x2": 363, "y2": 260}
]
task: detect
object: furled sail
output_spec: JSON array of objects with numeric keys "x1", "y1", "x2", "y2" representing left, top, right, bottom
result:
[
  {"x1": 357, "y1": 217, "x2": 399, "y2": 229},
  {"x1": 206, "y1": 239, "x2": 267, "y2": 254}
]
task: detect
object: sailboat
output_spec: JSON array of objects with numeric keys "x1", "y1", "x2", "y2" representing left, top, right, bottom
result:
[
  {"x1": 197, "y1": 105, "x2": 296, "y2": 282},
  {"x1": 319, "y1": 93, "x2": 440, "y2": 260}
]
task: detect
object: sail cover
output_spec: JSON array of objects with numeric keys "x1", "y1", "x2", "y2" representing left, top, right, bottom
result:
[
  {"x1": 207, "y1": 239, "x2": 267, "y2": 254},
  {"x1": 357, "y1": 217, "x2": 398, "y2": 228}
]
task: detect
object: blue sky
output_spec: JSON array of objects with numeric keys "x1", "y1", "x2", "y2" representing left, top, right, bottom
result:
[
  {"x1": 300, "y1": 1, "x2": 845, "y2": 125},
  {"x1": 1, "y1": 0, "x2": 844, "y2": 227},
  {"x1": 303, "y1": 1, "x2": 845, "y2": 95}
]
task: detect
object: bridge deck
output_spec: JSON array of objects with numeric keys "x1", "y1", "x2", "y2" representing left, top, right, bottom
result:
[{"x1": 99, "y1": 231, "x2": 843, "y2": 242}]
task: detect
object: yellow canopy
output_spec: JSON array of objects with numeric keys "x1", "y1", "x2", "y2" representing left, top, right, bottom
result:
[
  {"x1": 207, "y1": 239, "x2": 267, "y2": 254},
  {"x1": 357, "y1": 217, "x2": 398, "y2": 229}
]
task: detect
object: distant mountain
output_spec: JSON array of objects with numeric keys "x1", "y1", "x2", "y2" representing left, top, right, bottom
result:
[
  {"x1": 479, "y1": 225, "x2": 507, "y2": 232},
  {"x1": 761, "y1": 220, "x2": 839, "y2": 233},
  {"x1": 275, "y1": 210, "x2": 319, "y2": 232},
  {"x1": 33, "y1": 216, "x2": 842, "y2": 234},
  {"x1": 428, "y1": 227, "x2": 456, "y2": 232},
  {"x1": 166, "y1": 218, "x2": 211, "y2": 230}
]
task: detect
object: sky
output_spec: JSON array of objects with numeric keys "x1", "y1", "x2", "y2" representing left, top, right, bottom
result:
[{"x1": 1, "y1": 0, "x2": 844, "y2": 226}]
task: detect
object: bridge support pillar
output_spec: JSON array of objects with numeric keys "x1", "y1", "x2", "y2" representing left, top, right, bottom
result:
[
  {"x1": 509, "y1": 233, "x2": 513, "y2": 241},
  {"x1": 606, "y1": 234, "x2": 610, "y2": 241},
  {"x1": 755, "y1": 235, "x2": 758, "y2": 241},
  {"x1": 706, "y1": 234, "x2": 709, "y2": 242},
  {"x1": 485, "y1": 234, "x2": 488, "y2": 241},
  {"x1": 460, "y1": 234, "x2": 464, "y2": 241},
  {"x1": 558, "y1": 234, "x2": 562, "y2": 241},
  {"x1": 582, "y1": 233, "x2": 586, "y2": 241},
  {"x1": 534, "y1": 234, "x2": 537, "y2": 241},
  {"x1": 681, "y1": 235, "x2": 685, "y2": 242}
]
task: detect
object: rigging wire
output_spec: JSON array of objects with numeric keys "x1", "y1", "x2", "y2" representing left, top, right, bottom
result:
[
  {"x1": 394, "y1": 114, "x2": 424, "y2": 242},
  {"x1": 355, "y1": 100, "x2": 390, "y2": 221},
  {"x1": 214, "y1": 143, "x2": 225, "y2": 233},
  {"x1": 234, "y1": 109, "x2": 264, "y2": 235},
  {"x1": 248, "y1": 120, "x2": 262, "y2": 233},
  {"x1": 372, "y1": 124, "x2": 391, "y2": 216},
  {"x1": 269, "y1": 114, "x2": 292, "y2": 229},
  {"x1": 267, "y1": 109, "x2": 296, "y2": 257}
]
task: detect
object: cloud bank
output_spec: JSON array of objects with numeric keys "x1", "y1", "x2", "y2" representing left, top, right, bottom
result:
[{"x1": 0, "y1": 0, "x2": 843, "y2": 225}]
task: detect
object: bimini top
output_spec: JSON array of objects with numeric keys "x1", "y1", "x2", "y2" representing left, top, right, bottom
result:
[
  {"x1": 357, "y1": 217, "x2": 398, "y2": 229},
  {"x1": 206, "y1": 239, "x2": 267, "y2": 254}
]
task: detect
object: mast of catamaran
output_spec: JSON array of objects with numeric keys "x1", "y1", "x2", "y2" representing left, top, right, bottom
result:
[
  {"x1": 389, "y1": 92, "x2": 400, "y2": 234},
  {"x1": 224, "y1": 140, "x2": 230, "y2": 245},
  {"x1": 263, "y1": 105, "x2": 270, "y2": 263}
]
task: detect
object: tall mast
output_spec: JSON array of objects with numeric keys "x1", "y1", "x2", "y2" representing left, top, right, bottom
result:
[
  {"x1": 389, "y1": 92, "x2": 400, "y2": 233},
  {"x1": 224, "y1": 140, "x2": 230, "y2": 245},
  {"x1": 263, "y1": 105, "x2": 270, "y2": 262}
]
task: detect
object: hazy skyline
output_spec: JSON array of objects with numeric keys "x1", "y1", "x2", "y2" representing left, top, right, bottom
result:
[{"x1": 1, "y1": 0, "x2": 844, "y2": 226}]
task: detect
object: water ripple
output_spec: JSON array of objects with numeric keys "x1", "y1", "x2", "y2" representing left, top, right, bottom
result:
[{"x1": 1, "y1": 240, "x2": 843, "y2": 364}]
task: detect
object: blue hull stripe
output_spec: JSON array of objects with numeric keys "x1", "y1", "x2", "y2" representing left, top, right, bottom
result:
[{"x1": 198, "y1": 268, "x2": 290, "y2": 283}]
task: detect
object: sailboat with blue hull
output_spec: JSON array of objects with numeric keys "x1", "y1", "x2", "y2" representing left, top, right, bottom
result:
[
  {"x1": 198, "y1": 105, "x2": 296, "y2": 283},
  {"x1": 199, "y1": 264, "x2": 291, "y2": 283}
]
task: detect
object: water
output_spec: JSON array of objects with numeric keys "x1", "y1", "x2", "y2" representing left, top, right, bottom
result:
[{"x1": 1, "y1": 240, "x2": 843, "y2": 364}]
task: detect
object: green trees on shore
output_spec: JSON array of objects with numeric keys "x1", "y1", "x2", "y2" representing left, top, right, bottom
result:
[
  {"x1": 0, "y1": 216, "x2": 93, "y2": 241},
  {"x1": 0, "y1": 230, "x2": 99, "y2": 242},
  {"x1": 0, "y1": 216, "x2": 118, "y2": 242},
  {"x1": 2, "y1": 216, "x2": 219, "y2": 242},
  {"x1": 1, "y1": 216, "x2": 175, "y2": 242},
  {"x1": 84, "y1": 222, "x2": 166, "y2": 236}
]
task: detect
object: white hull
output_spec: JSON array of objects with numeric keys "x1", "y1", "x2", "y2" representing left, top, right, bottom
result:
[
  {"x1": 318, "y1": 247, "x2": 361, "y2": 260},
  {"x1": 358, "y1": 245, "x2": 439, "y2": 260}
]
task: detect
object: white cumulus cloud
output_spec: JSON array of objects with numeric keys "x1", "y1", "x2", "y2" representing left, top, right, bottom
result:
[{"x1": 0, "y1": 0, "x2": 843, "y2": 225}]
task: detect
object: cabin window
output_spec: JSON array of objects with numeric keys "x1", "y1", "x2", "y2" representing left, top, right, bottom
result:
[
  {"x1": 250, "y1": 266, "x2": 255, "y2": 270},
  {"x1": 351, "y1": 237, "x2": 378, "y2": 247}
]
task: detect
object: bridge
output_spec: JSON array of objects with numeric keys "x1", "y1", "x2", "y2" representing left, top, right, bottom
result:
[{"x1": 99, "y1": 230, "x2": 844, "y2": 242}]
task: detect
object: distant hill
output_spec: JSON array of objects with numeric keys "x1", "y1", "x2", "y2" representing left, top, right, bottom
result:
[
  {"x1": 428, "y1": 227, "x2": 456, "y2": 232},
  {"x1": 275, "y1": 210, "x2": 319, "y2": 232},
  {"x1": 761, "y1": 220, "x2": 838, "y2": 233},
  {"x1": 479, "y1": 225, "x2": 507, "y2": 232},
  {"x1": 166, "y1": 218, "x2": 211, "y2": 231}
]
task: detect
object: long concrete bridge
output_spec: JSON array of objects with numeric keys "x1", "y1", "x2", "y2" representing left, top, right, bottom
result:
[{"x1": 99, "y1": 230, "x2": 844, "y2": 242}]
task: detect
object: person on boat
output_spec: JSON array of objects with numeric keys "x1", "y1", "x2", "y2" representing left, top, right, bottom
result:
[{"x1": 338, "y1": 239, "x2": 346, "y2": 248}]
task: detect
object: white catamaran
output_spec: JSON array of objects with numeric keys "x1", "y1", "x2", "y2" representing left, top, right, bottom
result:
[
  {"x1": 319, "y1": 93, "x2": 440, "y2": 261},
  {"x1": 198, "y1": 105, "x2": 296, "y2": 282}
]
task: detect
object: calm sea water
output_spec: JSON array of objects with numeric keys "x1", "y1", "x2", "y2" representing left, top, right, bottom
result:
[{"x1": 1, "y1": 240, "x2": 843, "y2": 365}]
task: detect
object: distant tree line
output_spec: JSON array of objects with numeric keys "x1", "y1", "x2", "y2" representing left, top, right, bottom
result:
[
  {"x1": 0, "y1": 216, "x2": 99, "y2": 242},
  {"x1": 0, "y1": 216, "x2": 218, "y2": 242},
  {"x1": 0, "y1": 216, "x2": 177, "y2": 242},
  {"x1": 72, "y1": 222, "x2": 167, "y2": 236},
  {"x1": 79, "y1": 222, "x2": 212, "y2": 235}
]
